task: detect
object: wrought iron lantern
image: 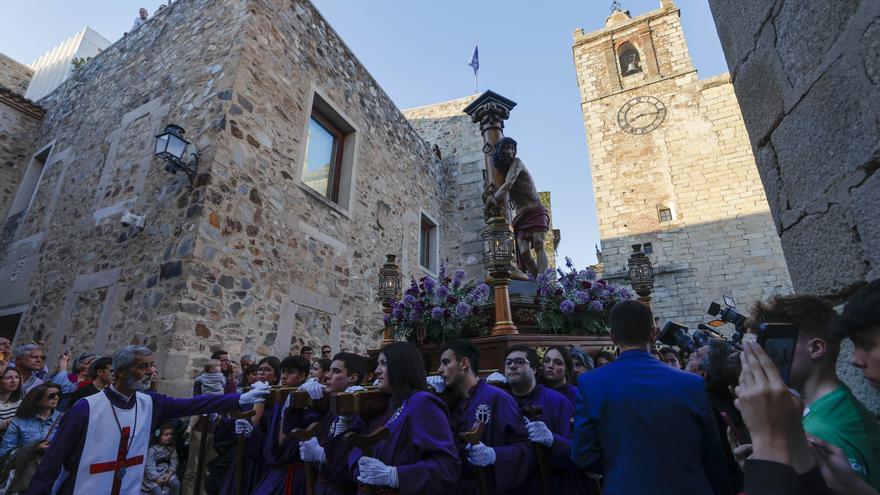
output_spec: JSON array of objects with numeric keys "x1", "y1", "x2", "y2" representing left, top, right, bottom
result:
[
  {"x1": 377, "y1": 254, "x2": 402, "y2": 307},
  {"x1": 154, "y1": 124, "x2": 199, "y2": 188},
  {"x1": 627, "y1": 244, "x2": 655, "y2": 299},
  {"x1": 481, "y1": 213, "x2": 516, "y2": 278}
]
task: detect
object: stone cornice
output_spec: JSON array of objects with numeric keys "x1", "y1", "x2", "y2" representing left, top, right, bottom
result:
[{"x1": 0, "y1": 85, "x2": 45, "y2": 120}]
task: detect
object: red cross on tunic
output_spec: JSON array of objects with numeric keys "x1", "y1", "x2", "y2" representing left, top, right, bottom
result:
[{"x1": 88, "y1": 426, "x2": 144, "y2": 495}]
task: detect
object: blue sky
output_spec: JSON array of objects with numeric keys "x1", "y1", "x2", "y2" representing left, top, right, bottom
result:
[{"x1": 0, "y1": 1, "x2": 728, "y2": 268}]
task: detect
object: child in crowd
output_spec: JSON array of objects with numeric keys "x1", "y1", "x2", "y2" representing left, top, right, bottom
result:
[
  {"x1": 186, "y1": 360, "x2": 226, "y2": 435},
  {"x1": 142, "y1": 422, "x2": 180, "y2": 495}
]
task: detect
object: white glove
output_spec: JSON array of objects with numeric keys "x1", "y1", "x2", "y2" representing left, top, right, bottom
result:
[
  {"x1": 372, "y1": 378, "x2": 380, "y2": 387},
  {"x1": 234, "y1": 419, "x2": 253, "y2": 437},
  {"x1": 356, "y1": 456, "x2": 399, "y2": 487},
  {"x1": 300, "y1": 379, "x2": 325, "y2": 400},
  {"x1": 526, "y1": 420, "x2": 554, "y2": 447},
  {"x1": 239, "y1": 381, "x2": 270, "y2": 405},
  {"x1": 426, "y1": 375, "x2": 445, "y2": 393},
  {"x1": 466, "y1": 442, "x2": 496, "y2": 467},
  {"x1": 299, "y1": 437, "x2": 326, "y2": 464},
  {"x1": 485, "y1": 372, "x2": 507, "y2": 383},
  {"x1": 332, "y1": 415, "x2": 353, "y2": 437},
  {"x1": 344, "y1": 385, "x2": 365, "y2": 393}
]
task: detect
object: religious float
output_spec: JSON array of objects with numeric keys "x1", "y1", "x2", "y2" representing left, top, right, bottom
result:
[{"x1": 370, "y1": 91, "x2": 656, "y2": 371}]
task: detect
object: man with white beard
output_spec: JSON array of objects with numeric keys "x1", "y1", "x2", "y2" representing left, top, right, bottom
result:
[{"x1": 26, "y1": 345, "x2": 270, "y2": 495}]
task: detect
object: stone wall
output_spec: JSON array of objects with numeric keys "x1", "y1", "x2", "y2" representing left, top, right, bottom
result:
[
  {"x1": 707, "y1": 0, "x2": 879, "y2": 411},
  {"x1": 0, "y1": 53, "x2": 33, "y2": 96},
  {"x1": 0, "y1": 0, "x2": 252, "y2": 395},
  {"x1": 706, "y1": 0, "x2": 879, "y2": 301},
  {"x1": 573, "y1": 3, "x2": 792, "y2": 331},
  {"x1": 174, "y1": 0, "x2": 452, "y2": 386},
  {"x1": 0, "y1": 0, "x2": 474, "y2": 395},
  {"x1": 0, "y1": 89, "x2": 43, "y2": 220},
  {"x1": 403, "y1": 95, "x2": 486, "y2": 280}
]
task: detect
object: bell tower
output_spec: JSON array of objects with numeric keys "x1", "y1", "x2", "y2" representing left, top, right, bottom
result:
[{"x1": 571, "y1": 1, "x2": 792, "y2": 328}]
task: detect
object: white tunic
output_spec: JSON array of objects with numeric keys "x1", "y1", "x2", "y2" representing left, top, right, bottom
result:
[{"x1": 72, "y1": 391, "x2": 153, "y2": 494}]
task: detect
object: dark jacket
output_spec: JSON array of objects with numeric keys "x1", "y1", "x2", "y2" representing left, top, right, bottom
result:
[{"x1": 572, "y1": 349, "x2": 729, "y2": 495}]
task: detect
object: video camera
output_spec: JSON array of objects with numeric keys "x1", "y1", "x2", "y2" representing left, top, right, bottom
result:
[
  {"x1": 657, "y1": 321, "x2": 724, "y2": 354},
  {"x1": 706, "y1": 295, "x2": 747, "y2": 343}
]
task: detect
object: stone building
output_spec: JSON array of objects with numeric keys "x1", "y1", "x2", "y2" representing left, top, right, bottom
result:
[
  {"x1": 0, "y1": 54, "x2": 43, "y2": 249},
  {"x1": 706, "y1": 0, "x2": 879, "y2": 302},
  {"x1": 572, "y1": 0, "x2": 792, "y2": 330},
  {"x1": 707, "y1": 0, "x2": 879, "y2": 409},
  {"x1": 402, "y1": 96, "x2": 560, "y2": 280},
  {"x1": 0, "y1": 0, "x2": 526, "y2": 394}
]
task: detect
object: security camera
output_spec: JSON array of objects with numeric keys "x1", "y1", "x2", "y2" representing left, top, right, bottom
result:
[{"x1": 121, "y1": 212, "x2": 146, "y2": 229}]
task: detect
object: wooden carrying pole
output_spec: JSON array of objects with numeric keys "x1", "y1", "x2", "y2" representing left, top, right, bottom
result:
[
  {"x1": 289, "y1": 421, "x2": 323, "y2": 495},
  {"x1": 344, "y1": 427, "x2": 392, "y2": 495},
  {"x1": 459, "y1": 421, "x2": 489, "y2": 495},
  {"x1": 192, "y1": 414, "x2": 213, "y2": 495},
  {"x1": 230, "y1": 410, "x2": 256, "y2": 495},
  {"x1": 522, "y1": 405, "x2": 551, "y2": 495}
]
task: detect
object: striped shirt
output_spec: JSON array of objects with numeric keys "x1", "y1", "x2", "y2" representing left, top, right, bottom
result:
[{"x1": 0, "y1": 399, "x2": 21, "y2": 423}]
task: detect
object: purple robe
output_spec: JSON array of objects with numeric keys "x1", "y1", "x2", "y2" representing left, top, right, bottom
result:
[
  {"x1": 452, "y1": 380, "x2": 535, "y2": 494},
  {"x1": 214, "y1": 408, "x2": 270, "y2": 495},
  {"x1": 346, "y1": 390, "x2": 460, "y2": 495},
  {"x1": 26, "y1": 387, "x2": 241, "y2": 495},
  {"x1": 251, "y1": 399, "x2": 319, "y2": 495},
  {"x1": 315, "y1": 412, "x2": 359, "y2": 495},
  {"x1": 514, "y1": 384, "x2": 596, "y2": 494},
  {"x1": 550, "y1": 382, "x2": 578, "y2": 408}
]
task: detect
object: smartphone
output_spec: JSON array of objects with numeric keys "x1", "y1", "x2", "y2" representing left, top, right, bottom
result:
[
  {"x1": 720, "y1": 411, "x2": 750, "y2": 445},
  {"x1": 756, "y1": 323, "x2": 799, "y2": 383}
]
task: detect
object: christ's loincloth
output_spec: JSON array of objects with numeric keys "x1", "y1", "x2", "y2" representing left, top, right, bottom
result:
[{"x1": 512, "y1": 206, "x2": 550, "y2": 239}]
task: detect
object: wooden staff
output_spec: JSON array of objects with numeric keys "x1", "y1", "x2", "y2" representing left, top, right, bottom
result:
[
  {"x1": 522, "y1": 405, "x2": 551, "y2": 495},
  {"x1": 330, "y1": 389, "x2": 389, "y2": 422},
  {"x1": 460, "y1": 421, "x2": 489, "y2": 495},
  {"x1": 192, "y1": 414, "x2": 214, "y2": 495},
  {"x1": 230, "y1": 410, "x2": 256, "y2": 495},
  {"x1": 344, "y1": 426, "x2": 391, "y2": 495},
  {"x1": 289, "y1": 421, "x2": 322, "y2": 495}
]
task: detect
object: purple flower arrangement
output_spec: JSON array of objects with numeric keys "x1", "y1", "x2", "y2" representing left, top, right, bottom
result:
[
  {"x1": 384, "y1": 266, "x2": 491, "y2": 344},
  {"x1": 534, "y1": 257, "x2": 632, "y2": 335}
]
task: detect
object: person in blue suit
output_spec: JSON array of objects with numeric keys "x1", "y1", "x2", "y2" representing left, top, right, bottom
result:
[{"x1": 572, "y1": 300, "x2": 729, "y2": 495}]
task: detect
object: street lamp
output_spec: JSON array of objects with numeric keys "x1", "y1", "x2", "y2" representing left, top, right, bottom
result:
[
  {"x1": 155, "y1": 124, "x2": 199, "y2": 188},
  {"x1": 378, "y1": 254, "x2": 402, "y2": 345},
  {"x1": 627, "y1": 244, "x2": 655, "y2": 307},
  {"x1": 481, "y1": 208, "x2": 518, "y2": 335}
]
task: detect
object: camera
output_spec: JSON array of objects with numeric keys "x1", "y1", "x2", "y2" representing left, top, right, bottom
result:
[
  {"x1": 708, "y1": 295, "x2": 747, "y2": 332},
  {"x1": 657, "y1": 321, "x2": 716, "y2": 354},
  {"x1": 121, "y1": 211, "x2": 146, "y2": 229}
]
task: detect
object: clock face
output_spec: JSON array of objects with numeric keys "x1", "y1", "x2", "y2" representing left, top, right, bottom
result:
[{"x1": 617, "y1": 96, "x2": 667, "y2": 134}]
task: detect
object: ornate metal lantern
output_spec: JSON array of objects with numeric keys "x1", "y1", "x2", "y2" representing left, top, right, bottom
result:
[
  {"x1": 377, "y1": 254, "x2": 402, "y2": 307},
  {"x1": 627, "y1": 244, "x2": 655, "y2": 302},
  {"x1": 481, "y1": 213, "x2": 516, "y2": 278},
  {"x1": 154, "y1": 124, "x2": 199, "y2": 188}
]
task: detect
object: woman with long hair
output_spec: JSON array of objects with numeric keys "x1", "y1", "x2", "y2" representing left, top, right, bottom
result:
[
  {"x1": 0, "y1": 383, "x2": 63, "y2": 492},
  {"x1": 0, "y1": 383, "x2": 62, "y2": 457},
  {"x1": 541, "y1": 346, "x2": 578, "y2": 406},
  {"x1": 335, "y1": 342, "x2": 461, "y2": 494},
  {"x1": 0, "y1": 368, "x2": 23, "y2": 434}
]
